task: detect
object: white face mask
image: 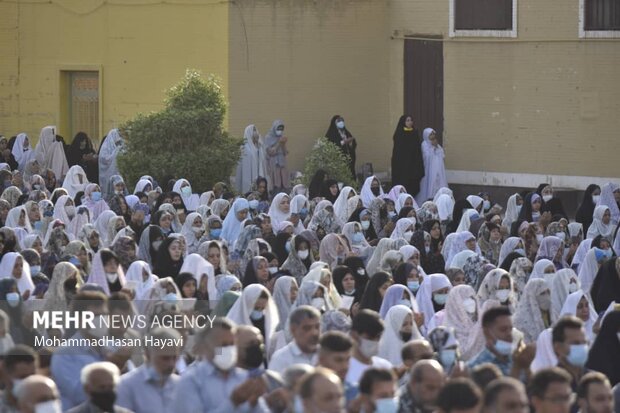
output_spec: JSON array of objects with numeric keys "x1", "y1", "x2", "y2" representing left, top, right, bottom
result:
[
  {"x1": 298, "y1": 250, "x2": 309, "y2": 260},
  {"x1": 496, "y1": 289, "x2": 511, "y2": 303},
  {"x1": 275, "y1": 130, "x2": 283, "y2": 137},
  {"x1": 336, "y1": 120, "x2": 345, "y2": 129},
  {"x1": 463, "y1": 298, "x2": 477, "y2": 314},
  {"x1": 592, "y1": 195, "x2": 601, "y2": 204},
  {"x1": 361, "y1": 220, "x2": 370, "y2": 230},
  {"x1": 310, "y1": 297, "x2": 325, "y2": 311},
  {"x1": 34, "y1": 400, "x2": 62, "y2": 413},
  {"x1": 357, "y1": 268, "x2": 366, "y2": 276},
  {"x1": 268, "y1": 267, "x2": 278, "y2": 275},
  {"x1": 105, "y1": 272, "x2": 118, "y2": 283},
  {"x1": 191, "y1": 226, "x2": 204, "y2": 236},
  {"x1": 359, "y1": 337, "x2": 379, "y2": 359},
  {"x1": 65, "y1": 205, "x2": 76, "y2": 218},
  {"x1": 213, "y1": 345, "x2": 237, "y2": 371},
  {"x1": 403, "y1": 231, "x2": 414, "y2": 240},
  {"x1": 543, "y1": 194, "x2": 553, "y2": 203},
  {"x1": 30, "y1": 265, "x2": 41, "y2": 276},
  {"x1": 568, "y1": 283, "x2": 578, "y2": 293},
  {"x1": 536, "y1": 234, "x2": 544, "y2": 243}
]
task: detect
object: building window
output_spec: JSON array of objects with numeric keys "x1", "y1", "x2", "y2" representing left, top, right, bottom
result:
[
  {"x1": 449, "y1": 0, "x2": 517, "y2": 38},
  {"x1": 61, "y1": 71, "x2": 100, "y2": 142},
  {"x1": 580, "y1": 0, "x2": 620, "y2": 38}
]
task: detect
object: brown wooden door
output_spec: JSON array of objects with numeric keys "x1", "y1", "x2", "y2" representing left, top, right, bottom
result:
[{"x1": 404, "y1": 39, "x2": 444, "y2": 143}]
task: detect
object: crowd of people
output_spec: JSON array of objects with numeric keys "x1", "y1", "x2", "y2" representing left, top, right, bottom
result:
[{"x1": 0, "y1": 121, "x2": 618, "y2": 413}]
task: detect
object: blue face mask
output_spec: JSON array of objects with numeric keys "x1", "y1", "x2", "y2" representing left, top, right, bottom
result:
[
  {"x1": 5, "y1": 292, "x2": 20, "y2": 308},
  {"x1": 210, "y1": 229, "x2": 222, "y2": 239},
  {"x1": 91, "y1": 191, "x2": 102, "y2": 202},
  {"x1": 33, "y1": 221, "x2": 43, "y2": 232},
  {"x1": 495, "y1": 339, "x2": 513, "y2": 356},
  {"x1": 250, "y1": 310, "x2": 264, "y2": 321},
  {"x1": 514, "y1": 248, "x2": 525, "y2": 256},
  {"x1": 299, "y1": 208, "x2": 308, "y2": 220},
  {"x1": 433, "y1": 293, "x2": 448, "y2": 306},
  {"x1": 285, "y1": 241, "x2": 291, "y2": 253},
  {"x1": 352, "y1": 232, "x2": 364, "y2": 244},
  {"x1": 566, "y1": 344, "x2": 588, "y2": 367},
  {"x1": 407, "y1": 281, "x2": 420, "y2": 292},
  {"x1": 181, "y1": 186, "x2": 192, "y2": 197},
  {"x1": 248, "y1": 200, "x2": 259, "y2": 210},
  {"x1": 30, "y1": 265, "x2": 41, "y2": 276},
  {"x1": 375, "y1": 398, "x2": 398, "y2": 413},
  {"x1": 398, "y1": 299, "x2": 411, "y2": 308},
  {"x1": 164, "y1": 293, "x2": 177, "y2": 304},
  {"x1": 439, "y1": 349, "x2": 457, "y2": 368}
]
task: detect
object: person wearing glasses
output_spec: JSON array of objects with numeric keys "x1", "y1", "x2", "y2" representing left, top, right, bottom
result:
[{"x1": 530, "y1": 367, "x2": 575, "y2": 413}]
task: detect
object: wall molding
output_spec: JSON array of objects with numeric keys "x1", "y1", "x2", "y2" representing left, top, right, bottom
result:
[{"x1": 446, "y1": 169, "x2": 620, "y2": 190}]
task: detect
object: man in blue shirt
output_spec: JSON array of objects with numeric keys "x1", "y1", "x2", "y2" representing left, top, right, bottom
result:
[
  {"x1": 116, "y1": 327, "x2": 181, "y2": 413},
  {"x1": 50, "y1": 291, "x2": 110, "y2": 411},
  {"x1": 467, "y1": 307, "x2": 534, "y2": 380},
  {"x1": 173, "y1": 317, "x2": 270, "y2": 412}
]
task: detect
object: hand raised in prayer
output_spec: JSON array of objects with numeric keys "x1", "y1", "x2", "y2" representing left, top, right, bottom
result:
[
  {"x1": 265, "y1": 388, "x2": 290, "y2": 411},
  {"x1": 413, "y1": 312, "x2": 424, "y2": 328},
  {"x1": 22, "y1": 290, "x2": 31, "y2": 301},
  {"x1": 450, "y1": 361, "x2": 468, "y2": 379},
  {"x1": 280, "y1": 136, "x2": 288, "y2": 144},
  {"x1": 231, "y1": 377, "x2": 261, "y2": 406},
  {"x1": 512, "y1": 340, "x2": 536, "y2": 369},
  {"x1": 246, "y1": 377, "x2": 267, "y2": 407},
  {"x1": 348, "y1": 394, "x2": 372, "y2": 413},
  {"x1": 539, "y1": 211, "x2": 552, "y2": 228}
]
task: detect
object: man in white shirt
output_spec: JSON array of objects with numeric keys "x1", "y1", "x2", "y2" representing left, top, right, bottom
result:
[
  {"x1": 346, "y1": 309, "x2": 392, "y2": 385},
  {"x1": 269, "y1": 306, "x2": 320, "y2": 374},
  {"x1": 116, "y1": 327, "x2": 181, "y2": 413}
]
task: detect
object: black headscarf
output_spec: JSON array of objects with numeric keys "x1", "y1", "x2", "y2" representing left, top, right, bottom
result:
[
  {"x1": 152, "y1": 237, "x2": 184, "y2": 280},
  {"x1": 175, "y1": 272, "x2": 196, "y2": 298},
  {"x1": 391, "y1": 115, "x2": 424, "y2": 195},
  {"x1": 321, "y1": 179, "x2": 340, "y2": 204},
  {"x1": 343, "y1": 256, "x2": 369, "y2": 298},
  {"x1": 393, "y1": 262, "x2": 416, "y2": 288},
  {"x1": 271, "y1": 232, "x2": 292, "y2": 265},
  {"x1": 575, "y1": 184, "x2": 600, "y2": 235},
  {"x1": 536, "y1": 183, "x2": 568, "y2": 219},
  {"x1": 332, "y1": 265, "x2": 363, "y2": 301},
  {"x1": 325, "y1": 115, "x2": 356, "y2": 179},
  {"x1": 308, "y1": 170, "x2": 327, "y2": 200},
  {"x1": 447, "y1": 199, "x2": 474, "y2": 234},
  {"x1": 590, "y1": 257, "x2": 620, "y2": 313},
  {"x1": 359, "y1": 271, "x2": 391, "y2": 313},
  {"x1": 515, "y1": 192, "x2": 540, "y2": 224},
  {"x1": 500, "y1": 252, "x2": 524, "y2": 272},
  {"x1": 586, "y1": 310, "x2": 620, "y2": 386}
]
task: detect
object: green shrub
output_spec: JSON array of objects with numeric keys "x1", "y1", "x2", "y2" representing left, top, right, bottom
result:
[
  {"x1": 302, "y1": 138, "x2": 357, "y2": 189},
  {"x1": 117, "y1": 69, "x2": 242, "y2": 193}
]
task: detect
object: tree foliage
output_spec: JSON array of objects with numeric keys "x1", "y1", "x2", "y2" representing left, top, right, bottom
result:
[
  {"x1": 117, "y1": 69, "x2": 242, "y2": 192},
  {"x1": 302, "y1": 138, "x2": 356, "y2": 189}
]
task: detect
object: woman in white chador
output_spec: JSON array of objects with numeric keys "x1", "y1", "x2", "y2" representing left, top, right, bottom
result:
[
  {"x1": 34, "y1": 126, "x2": 69, "y2": 181},
  {"x1": 98, "y1": 129, "x2": 124, "y2": 199},
  {"x1": 416, "y1": 128, "x2": 447, "y2": 204},
  {"x1": 235, "y1": 124, "x2": 267, "y2": 194}
]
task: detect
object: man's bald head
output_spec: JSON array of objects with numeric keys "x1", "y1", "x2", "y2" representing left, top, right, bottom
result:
[
  {"x1": 15, "y1": 375, "x2": 60, "y2": 413},
  {"x1": 236, "y1": 325, "x2": 263, "y2": 344},
  {"x1": 411, "y1": 359, "x2": 444, "y2": 382},
  {"x1": 401, "y1": 340, "x2": 433, "y2": 368},
  {"x1": 235, "y1": 325, "x2": 264, "y2": 370}
]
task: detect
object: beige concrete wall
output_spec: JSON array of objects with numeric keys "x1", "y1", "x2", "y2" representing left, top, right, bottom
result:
[
  {"x1": 228, "y1": 0, "x2": 393, "y2": 175},
  {"x1": 0, "y1": 0, "x2": 229, "y2": 145},
  {"x1": 389, "y1": 0, "x2": 620, "y2": 180}
]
